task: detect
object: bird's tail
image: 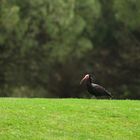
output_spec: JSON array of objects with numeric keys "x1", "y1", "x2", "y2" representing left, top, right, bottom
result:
[{"x1": 106, "y1": 90, "x2": 112, "y2": 99}]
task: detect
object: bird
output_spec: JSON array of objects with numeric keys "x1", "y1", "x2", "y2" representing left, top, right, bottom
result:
[{"x1": 80, "y1": 74, "x2": 112, "y2": 98}]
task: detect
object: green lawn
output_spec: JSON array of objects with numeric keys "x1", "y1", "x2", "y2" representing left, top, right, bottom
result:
[{"x1": 0, "y1": 98, "x2": 139, "y2": 140}]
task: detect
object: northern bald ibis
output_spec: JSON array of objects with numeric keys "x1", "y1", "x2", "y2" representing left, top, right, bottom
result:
[{"x1": 80, "y1": 74, "x2": 112, "y2": 98}]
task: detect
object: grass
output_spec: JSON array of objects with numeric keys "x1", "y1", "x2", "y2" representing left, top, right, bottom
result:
[{"x1": 0, "y1": 98, "x2": 140, "y2": 140}]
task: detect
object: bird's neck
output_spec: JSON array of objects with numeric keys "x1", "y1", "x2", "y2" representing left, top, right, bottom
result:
[{"x1": 86, "y1": 78, "x2": 92, "y2": 86}]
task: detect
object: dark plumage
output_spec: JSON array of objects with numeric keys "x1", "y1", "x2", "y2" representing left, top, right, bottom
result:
[{"x1": 80, "y1": 74, "x2": 112, "y2": 98}]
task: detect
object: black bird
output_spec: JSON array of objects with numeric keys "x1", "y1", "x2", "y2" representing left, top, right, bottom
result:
[{"x1": 80, "y1": 74, "x2": 112, "y2": 98}]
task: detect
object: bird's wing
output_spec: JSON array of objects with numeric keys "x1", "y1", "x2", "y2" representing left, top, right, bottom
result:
[{"x1": 91, "y1": 83, "x2": 112, "y2": 97}]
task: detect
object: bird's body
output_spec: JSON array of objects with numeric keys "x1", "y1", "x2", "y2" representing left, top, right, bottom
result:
[
  {"x1": 87, "y1": 83, "x2": 112, "y2": 97},
  {"x1": 80, "y1": 74, "x2": 112, "y2": 98}
]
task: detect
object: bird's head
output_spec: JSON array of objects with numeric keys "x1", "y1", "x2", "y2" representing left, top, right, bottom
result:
[
  {"x1": 80, "y1": 74, "x2": 95, "y2": 85},
  {"x1": 80, "y1": 74, "x2": 89, "y2": 85}
]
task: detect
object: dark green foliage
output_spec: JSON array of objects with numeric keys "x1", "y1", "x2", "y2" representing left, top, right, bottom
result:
[{"x1": 0, "y1": 0, "x2": 140, "y2": 99}]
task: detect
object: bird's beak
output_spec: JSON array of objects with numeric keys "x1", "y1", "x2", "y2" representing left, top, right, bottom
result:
[
  {"x1": 80, "y1": 78, "x2": 85, "y2": 85},
  {"x1": 80, "y1": 74, "x2": 89, "y2": 85}
]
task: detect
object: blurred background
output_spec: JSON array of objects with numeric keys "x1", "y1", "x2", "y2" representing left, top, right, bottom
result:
[{"x1": 0, "y1": 0, "x2": 140, "y2": 99}]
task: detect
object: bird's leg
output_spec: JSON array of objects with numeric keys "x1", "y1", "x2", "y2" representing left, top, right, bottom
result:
[{"x1": 91, "y1": 95, "x2": 96, "y2": 99}]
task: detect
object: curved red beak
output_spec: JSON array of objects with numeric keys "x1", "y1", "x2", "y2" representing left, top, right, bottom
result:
[{"x1": 80, "y1": 74, "x2": 89, "y2": 85}]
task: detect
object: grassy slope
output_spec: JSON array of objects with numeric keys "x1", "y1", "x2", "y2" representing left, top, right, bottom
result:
[{"x1": 0, "y1": 98, "x2": 139, "y2": 140}]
